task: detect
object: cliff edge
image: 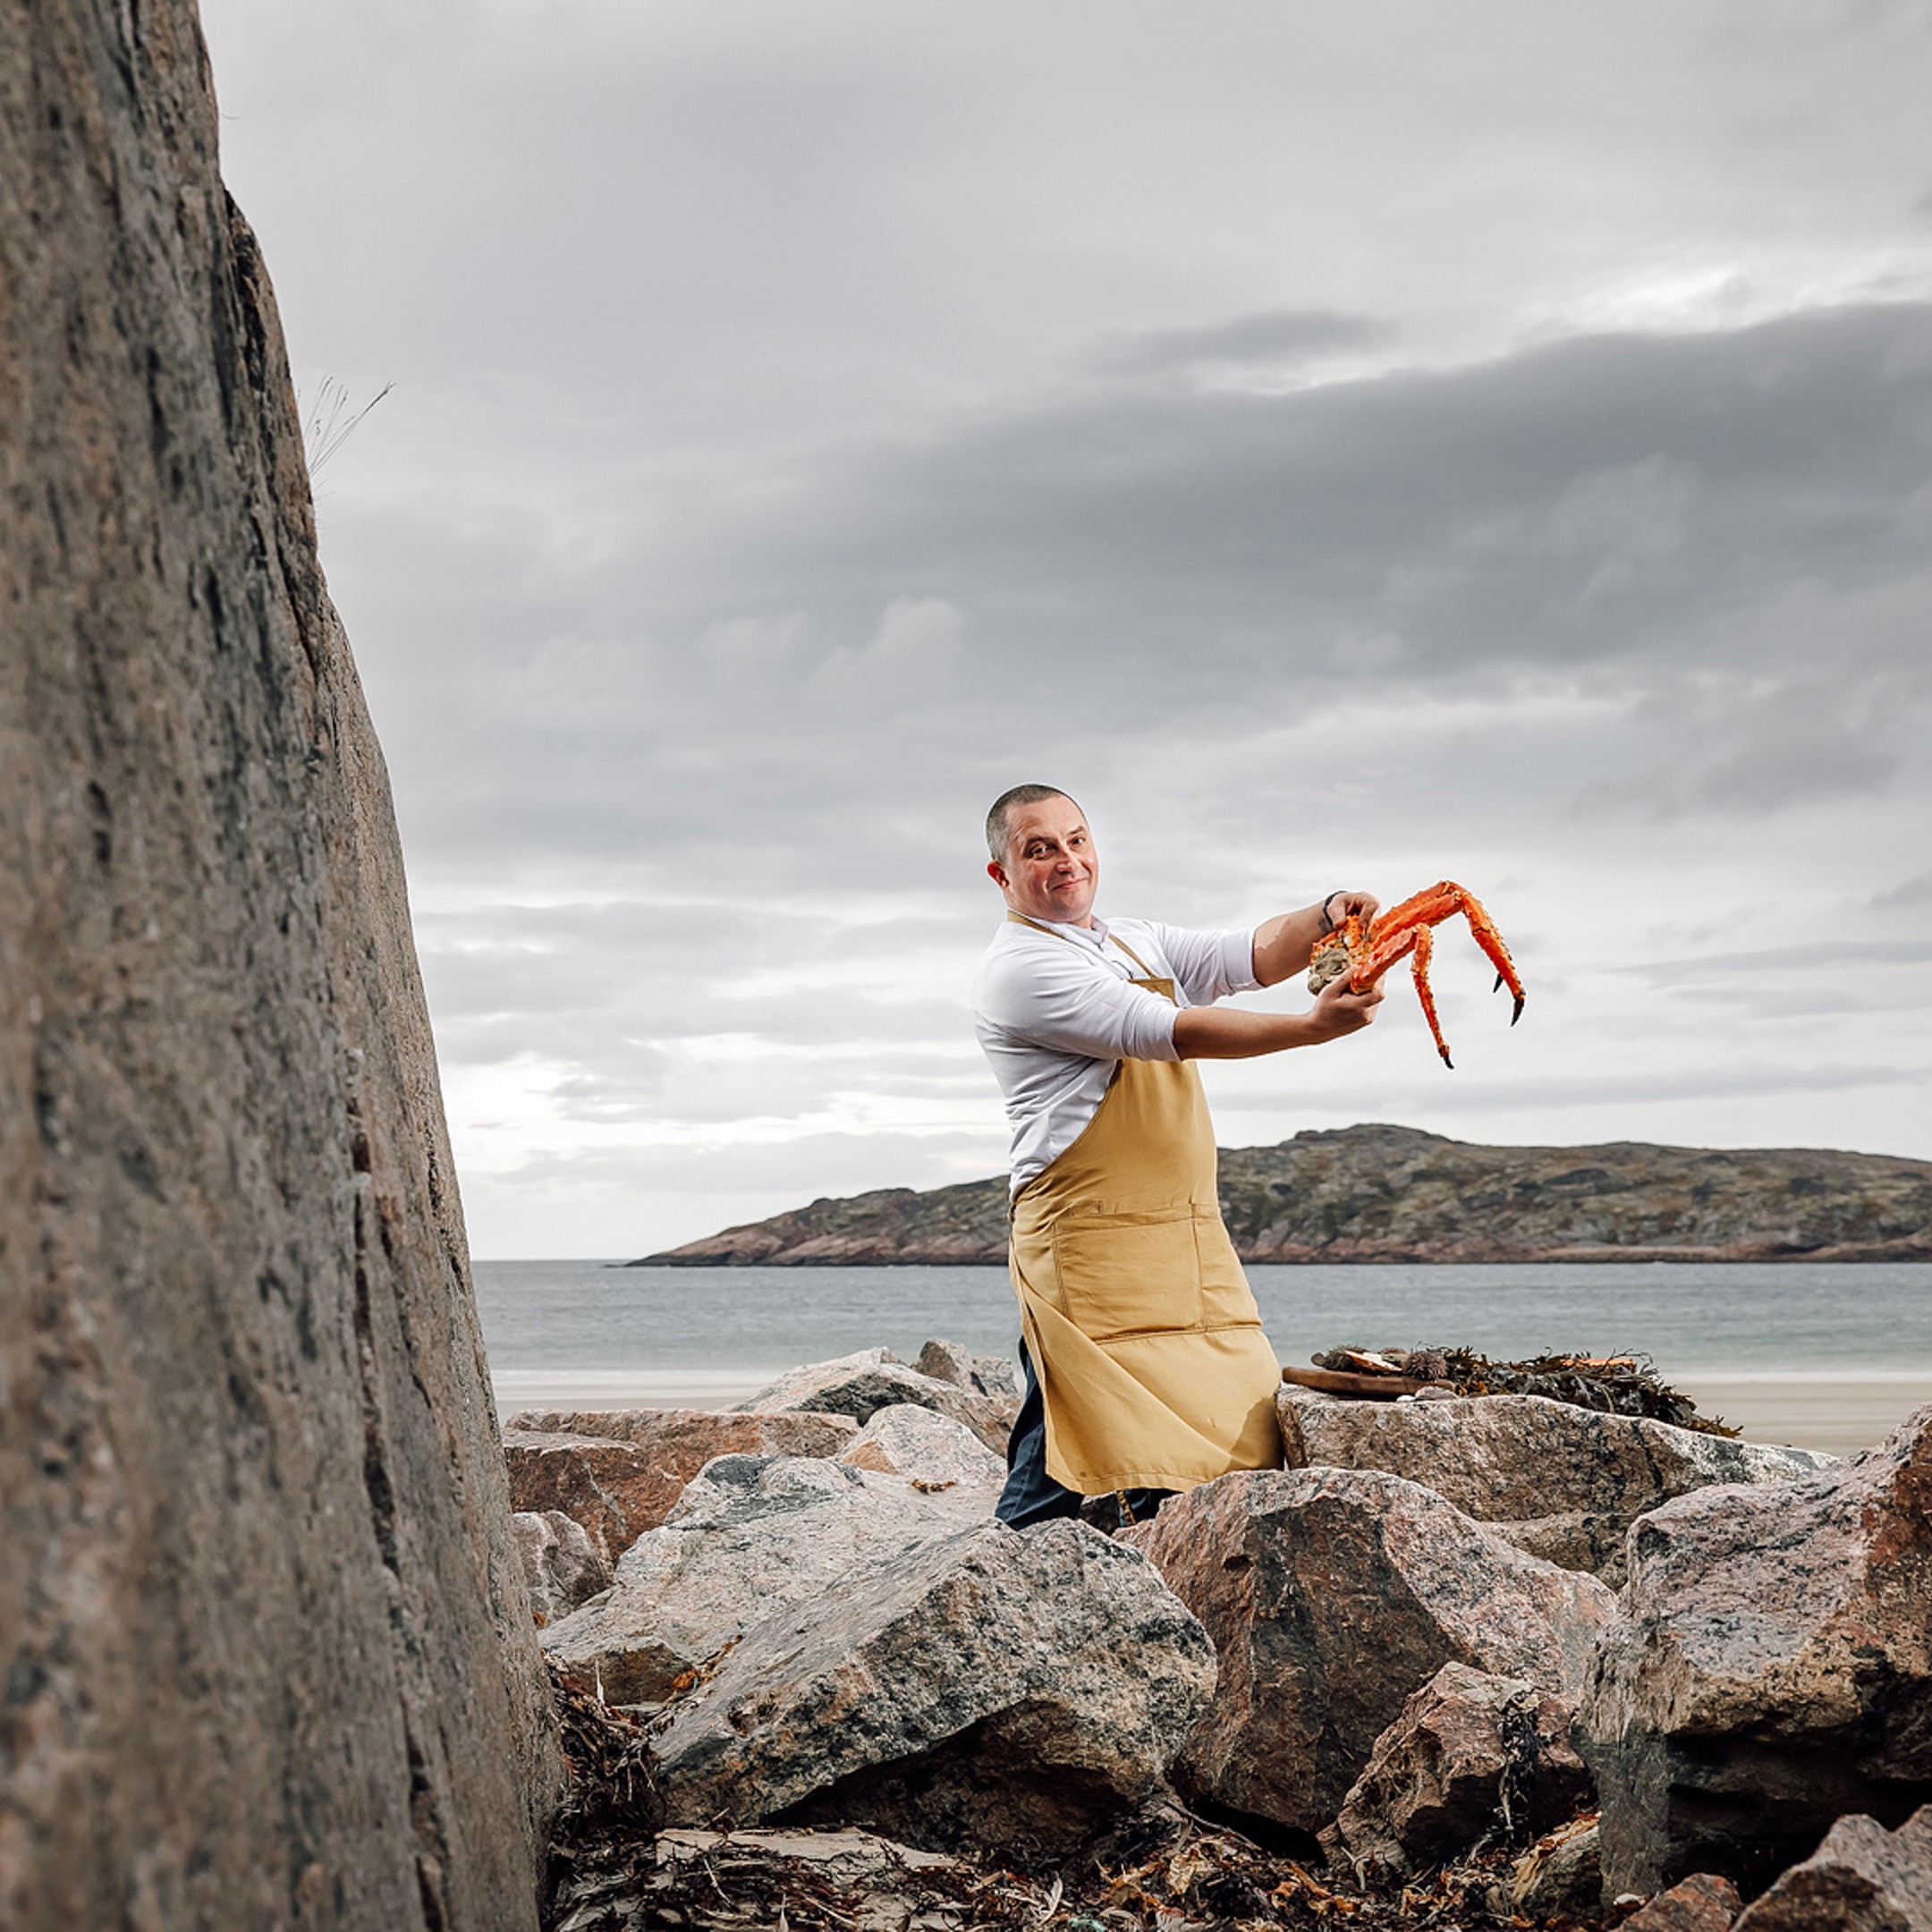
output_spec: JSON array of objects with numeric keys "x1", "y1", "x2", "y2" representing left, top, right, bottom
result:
[{"x1": 2, "y1": 5, "x2": 561, "y2": 1928}]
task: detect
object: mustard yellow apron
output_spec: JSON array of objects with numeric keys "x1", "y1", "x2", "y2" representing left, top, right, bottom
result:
[{"x1": 1006, "y1": 915, "x2": 1284, "y2": 1494}]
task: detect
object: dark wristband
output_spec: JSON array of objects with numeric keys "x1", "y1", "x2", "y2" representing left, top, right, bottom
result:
[{"x1": 1318, "y1": 891, "x2": 1347, "y2": 935}]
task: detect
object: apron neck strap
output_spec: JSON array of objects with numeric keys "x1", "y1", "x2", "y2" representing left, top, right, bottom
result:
[{"x1": 1007, "y1": 910, "x2": 1156, "y2": 979}]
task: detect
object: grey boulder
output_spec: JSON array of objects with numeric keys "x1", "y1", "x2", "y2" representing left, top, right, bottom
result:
[
  {"x1": 652, "y1": 1518, "x2": 1215, "y2": 1855},
  {"x1": 1123, "y1": 1466, "x2": 1614, "y2": 1834},
  {"x1": 512, "y1": 1510, "x2": 612, "y2": 1623},
  {"x1": 1581, "y1": 1402, "x2": 1932, "y2": 1902},
  {"x1": 539, "y1": 1453, "x2": 992, "y2": 1704},
  {"x1": 1278, "y1": 1385, "x2": 1835, "y2": 1585},
  {"x1": 736, "y1": 1348, "x2": 1020, "y2": 1454},
  {"x1": 838, "y1": 1402, "x2": 1008, "y2": 1489}
]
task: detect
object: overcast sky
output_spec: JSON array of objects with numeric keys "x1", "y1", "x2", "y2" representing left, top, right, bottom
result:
[{"x1": 197, "y1": 1, "x2": 1932, "y2": 1258}]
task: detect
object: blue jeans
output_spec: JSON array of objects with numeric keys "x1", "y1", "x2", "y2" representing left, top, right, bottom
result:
[{"x1": 995, "y1": 1338, "x2": 1174, "y2": 1530}]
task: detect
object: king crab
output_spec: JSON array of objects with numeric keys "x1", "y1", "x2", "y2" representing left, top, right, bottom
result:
[{"x1": 1307, "y1": 880, "x2": 1525, "y2": 1068}]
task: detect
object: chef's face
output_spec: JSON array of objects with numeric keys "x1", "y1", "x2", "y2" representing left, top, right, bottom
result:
[{"x1": 989, "y1": 792, "x2": 1099, "y2": 928}]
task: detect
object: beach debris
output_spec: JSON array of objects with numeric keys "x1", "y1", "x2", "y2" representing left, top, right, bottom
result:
[
  {"x1": 1306, "y1": 880, "x2": 1525, "y2": 1067},
  {"x1": 540, "y1": 1804, "x2": 1569, "y2": 1931},
  {"x1": 1309, "y1": 1344, "x2": 1737, "y2": 1436},
  {"x1": 543, "y1": 1659, "x2": 664, "y2": 1921}
]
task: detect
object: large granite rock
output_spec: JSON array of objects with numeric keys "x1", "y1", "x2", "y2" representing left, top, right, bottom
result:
[
  {"x1": 1278, "y1": 1386, "x2": 1835, "y2": 1585},
  {"x1": 652, "y1": 1519, "x2": 1216, "y2": 1855},
  {"x1": 735, "y1": 1348, "x2": 1020, "y2": 1454},
  {"x1": 0, "y1": 4, "x2": 559, "y2": 1927},
  {"x1": 541, "y1": 1453, "x2": 998, "y2": 1703},
  {"x1": 1125, "y1": 1468, "x2": 1614, "y2": 1835},
  {"x1": 1324, "y1": 1663, "x2": 1591, "y2": 1883},
  {"x1": 1582, "y1": 1404, "x2": 1932, "y2": 1902},
  {"x1": 1733, "y1": 1805, "x2": 1932, "y2": 1932}
]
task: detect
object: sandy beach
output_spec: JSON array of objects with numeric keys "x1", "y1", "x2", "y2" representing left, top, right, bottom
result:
[
  {"x1": 494, "y1": 1368, "x2": 1931, "y2": 1459},
  {"x1": 1674, "y1": 1375, "x2": 1932, "y2": 1457}
]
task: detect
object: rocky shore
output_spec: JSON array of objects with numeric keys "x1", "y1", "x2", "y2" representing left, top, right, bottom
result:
[
  {"x1": 509, "y1": 1342, "x2": 1932, "y2": 1930},
  {"x1": 630, "y1": 1123, "x2": 1932, "y2": 1266}
]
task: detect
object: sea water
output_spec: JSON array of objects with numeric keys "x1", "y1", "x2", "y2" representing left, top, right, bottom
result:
[{"x1": 477, "y1": 1257, "x2": 1932, "y2": 1415}]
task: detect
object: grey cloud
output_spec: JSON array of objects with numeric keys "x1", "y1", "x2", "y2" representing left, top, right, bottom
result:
[
  {"x1": 1874, "y1": 873, "x2": 1932, "y2": 909},
  {"x1": 1097, "y1": 309, "x2": 1389, "y2": 377},
  {"x1": 1614, "y1": 940, "x2": 1932, "y2": 984},
  {"x1": 356, "y1": 302, "x2": 1932, "y2": 902}
]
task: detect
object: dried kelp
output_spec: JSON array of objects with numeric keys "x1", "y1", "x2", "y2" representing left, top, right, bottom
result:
[
  {"x1": 1311, "y1": 1345, "x2": 1737, "y2": 1437},
  {"x1": 541, "y1": 1804, "x2": 1612, "y2": 1931},
  {"x1": 544, "y1": 1664, "x2": 666, "y2": 1921}
]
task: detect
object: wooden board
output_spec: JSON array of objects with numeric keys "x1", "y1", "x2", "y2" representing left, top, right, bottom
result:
[{"x1": 1280, "y1": 1364, "x2": 1450, "y2": 1400}]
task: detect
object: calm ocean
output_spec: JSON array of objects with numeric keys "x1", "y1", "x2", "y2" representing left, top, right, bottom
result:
[{"x1": 476, "y1": 1258, "x2": 1932, "y2": 1418}]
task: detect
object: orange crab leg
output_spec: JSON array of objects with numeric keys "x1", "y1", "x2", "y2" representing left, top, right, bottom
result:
[{"x1": 1408, "y1": 923, "x2": 1453, "y2": 1067}]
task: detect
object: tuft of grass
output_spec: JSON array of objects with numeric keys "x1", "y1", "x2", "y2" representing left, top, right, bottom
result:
[{"x1": 300, "y1": 377, "x2": 394, "y2": 479}]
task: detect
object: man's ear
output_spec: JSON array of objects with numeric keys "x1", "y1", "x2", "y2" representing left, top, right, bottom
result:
[{"x1": 987, "y1": 860, "x2": 1009, "y2": 891}]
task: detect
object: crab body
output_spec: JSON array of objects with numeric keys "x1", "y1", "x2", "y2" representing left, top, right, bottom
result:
[{"x1": 1308, "y1": 880, "x2": 1524, "y2": 1068}]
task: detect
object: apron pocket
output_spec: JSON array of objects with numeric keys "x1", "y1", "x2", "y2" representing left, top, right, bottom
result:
[{"x1": 1050, "y1": 1207, "x2": 1203, "y2": 1341}]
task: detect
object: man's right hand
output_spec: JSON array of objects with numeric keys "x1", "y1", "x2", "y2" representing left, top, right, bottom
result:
[{"x1": 1306, "y1": 971, "x2": 1384, "y2": 1041}]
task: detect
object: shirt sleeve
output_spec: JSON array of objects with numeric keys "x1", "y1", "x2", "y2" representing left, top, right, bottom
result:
[
  {"x1": 976, "y1": 939, "x2": 1181, "y2": 1063},
  {"x1": 1139, "y1": 921, "x2": 1262, "y2": 1004}
]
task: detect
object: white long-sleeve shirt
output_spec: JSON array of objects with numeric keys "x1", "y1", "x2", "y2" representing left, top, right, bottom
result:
[{"x1": 973, "y1": 912, "x2": 1259, "y2": 1192}]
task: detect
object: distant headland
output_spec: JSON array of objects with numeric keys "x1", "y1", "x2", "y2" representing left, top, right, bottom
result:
[{"x1": 626, "y1": 1123, "x2": 1932, "y2": 1267}]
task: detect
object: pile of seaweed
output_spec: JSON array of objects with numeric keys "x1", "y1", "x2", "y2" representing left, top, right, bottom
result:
[
  {"x1": 543, "y1": 1664, "x2": 665, "y2": 1919},
  {"x1": 1310, "y1": 1345, "x2": 1737, "y2": 1438},
  {"x1": 543, "y1": 1801, "x2": 1608, "y2": 1931}
]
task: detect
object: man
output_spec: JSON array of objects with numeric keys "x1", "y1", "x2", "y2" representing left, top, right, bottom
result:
[{"x1": 974, "y1": 784, "x2": 1384, "y2": 1529}]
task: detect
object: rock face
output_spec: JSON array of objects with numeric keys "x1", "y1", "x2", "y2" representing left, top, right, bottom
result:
[
  {"x1": 541, "y1": 1453, "x2": 1000, "y2": 1704},
  {"x1": 630, "y1": 1122, "x2": 1932, "y2": 1264},
  {"x1": 1733, "y1": 1805, "x2": 1932, "y2": 1932},
  {"x1": 735, "y1": 1348, "x2": 1020, "y2": 1454},
  {"x1": 1581, "y1": 1405, "x2": 1932, "y2": 1902},
  {"x1": 0, "y1": 5, "x2": 558, "y2": 1928},
  {"x1": 1324, "y1": 1663, "x2": 1591, "y2": 1883},
  {"x1": 1125, "y1": 1468, "x2": 1614, "y2": 1835},
  {"x1": 652, "y1": 1519, "x2": 1216, "y2": 1855},
  {"x1": 1278, "y1": 1386, "x2": 1835, "y2": 1586}
]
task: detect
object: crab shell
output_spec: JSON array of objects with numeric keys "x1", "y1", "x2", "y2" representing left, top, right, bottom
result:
[{"x1": 1306, "y1": 935, "x2": 1352, "y2": 996}]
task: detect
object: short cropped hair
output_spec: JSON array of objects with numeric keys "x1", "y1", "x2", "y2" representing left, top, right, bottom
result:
[{"x1": 985, "y1": 784, "x2": 1080, "y2": 864}]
